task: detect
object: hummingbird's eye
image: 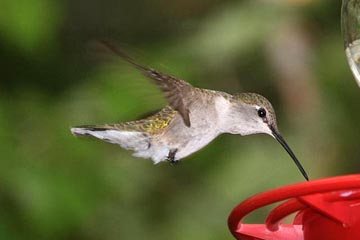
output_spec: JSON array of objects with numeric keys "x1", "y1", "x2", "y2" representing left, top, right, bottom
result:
[{"x1": 257, "y1": 108, "x2": 266, "y2": 118}]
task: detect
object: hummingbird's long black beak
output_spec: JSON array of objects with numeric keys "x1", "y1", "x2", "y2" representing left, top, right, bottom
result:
[{"x1": 270, "y1": 126, "x2": 309, "y2": 181}]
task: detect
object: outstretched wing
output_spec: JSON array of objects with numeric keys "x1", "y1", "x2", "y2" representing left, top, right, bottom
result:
[{"x1": 98, "y1": 40, "x2": 193, "y2": 127}]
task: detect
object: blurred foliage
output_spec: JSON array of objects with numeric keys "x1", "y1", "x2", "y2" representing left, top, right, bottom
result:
[{"x1": 0, "y1": 0, "x2": 359, "y2": 239}]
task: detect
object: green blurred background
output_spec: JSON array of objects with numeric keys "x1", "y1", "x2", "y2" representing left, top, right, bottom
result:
[{"x1": 1, "y1": 0, "x2": 359, "y2": 239}]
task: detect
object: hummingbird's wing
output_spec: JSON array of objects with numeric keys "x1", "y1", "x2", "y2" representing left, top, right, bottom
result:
[{"x1": 98, "y1": 40, "x2": 193, "y2": 127}]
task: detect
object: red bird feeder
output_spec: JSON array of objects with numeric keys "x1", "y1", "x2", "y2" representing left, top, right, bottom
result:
[{"x1": 228, "y1": 175, "x2": 360, "y2": 240}]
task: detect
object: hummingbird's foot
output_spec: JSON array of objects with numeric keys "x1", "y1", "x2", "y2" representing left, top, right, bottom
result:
[{"x1": 166, "y1": 149, "x2": 179, "y2": 165}]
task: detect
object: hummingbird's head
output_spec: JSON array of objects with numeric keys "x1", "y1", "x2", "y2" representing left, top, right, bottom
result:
[
  {"x1": 230, "y1": 93, "x2": 308, "y2": 180},
  {"x1": 230, "y1": 93, "x2": 278, "y2": 136}
]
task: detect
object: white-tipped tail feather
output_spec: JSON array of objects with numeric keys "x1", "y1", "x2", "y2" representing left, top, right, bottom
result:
[
  {"x1": 70, "y1": 127, "x2": 169, "y2": 163},
  {"x1": 71, "y1": 127, "x2": 150, "y2": 151}
]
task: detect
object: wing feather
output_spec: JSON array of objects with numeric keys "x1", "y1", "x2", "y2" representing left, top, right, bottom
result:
[{"x1": 98, "y1": 40, "x2": 193, "y2": 127}]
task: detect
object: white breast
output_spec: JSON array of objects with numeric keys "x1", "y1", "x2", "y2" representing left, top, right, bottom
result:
[
  {"x1": 174, "y1": 130, "x2": 220, "y2": 159},
  {"x1": 170, "y1": 95, "x2": 231, "y2": 159}
]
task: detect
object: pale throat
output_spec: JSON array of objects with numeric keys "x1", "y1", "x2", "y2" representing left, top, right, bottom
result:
[{"x1": 214, "y1": 95, "x2": 236, "y2": 133}]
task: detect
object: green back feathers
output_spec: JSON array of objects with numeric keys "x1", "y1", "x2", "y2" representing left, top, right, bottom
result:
[{"x1": 108, "y1": 106, "x2": 177, "y2": 134}]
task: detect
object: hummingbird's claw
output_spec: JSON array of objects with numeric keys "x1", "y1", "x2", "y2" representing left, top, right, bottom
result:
[
  {"x1": 166, "y1": 149, "x2": 179, "y2": 165},
  {"x1": 169, "y1": 160, "x2": 180, "y2": 166}
]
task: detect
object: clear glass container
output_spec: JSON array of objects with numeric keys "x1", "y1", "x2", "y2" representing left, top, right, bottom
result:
[{"x1": 342, "y1": 0, "x2": 360, "y2": 87}]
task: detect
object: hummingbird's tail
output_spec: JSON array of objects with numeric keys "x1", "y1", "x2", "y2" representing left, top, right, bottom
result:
[
  {"x1": 71, "y1": 125, "x2": 109, "y2": 137},
  {"x1": 70, "y1": 125, "x2": 151, "y2": 152}
]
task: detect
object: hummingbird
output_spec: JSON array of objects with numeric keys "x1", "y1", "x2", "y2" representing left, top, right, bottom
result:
[{"x1": 71, "y1": 41, "x2": 309, "y2": 181}]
